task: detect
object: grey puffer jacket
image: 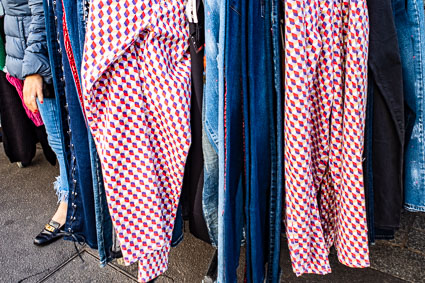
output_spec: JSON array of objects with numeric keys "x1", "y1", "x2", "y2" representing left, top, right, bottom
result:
[{"x1": 0, "y1": 0, "x2": 51, "y2": 83}]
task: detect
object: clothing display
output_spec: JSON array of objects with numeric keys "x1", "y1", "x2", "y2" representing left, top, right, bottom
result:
[
  {"x1": 284, "y1": 0, "x2": 370, "y2": 275},
  {"x1": 82, "y1": 0, "x2": 191, "y2": 281},
  {"x1": 363, "y1": 0, "x2": 405, "y2": 241},
  {"x1": 61, "y1": 0, "x2": 113, "y2": 264},
  {"x1": 202, "y1": 0, "x2": 221, "y2": 248},
  {"x1": 0, "y1": 0, "x2": 421, "y2": 280},
  {"x1": 180, "y1": 0, "x2": 210, "y2": 244},
  {"x1": 394, "y1": 0, "x2": 425, "y2": 212}
]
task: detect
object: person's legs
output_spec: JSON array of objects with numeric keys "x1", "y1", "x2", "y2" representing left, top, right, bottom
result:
[{"x1": 37, "y1": 97, "x2": 69, "y2": 225}]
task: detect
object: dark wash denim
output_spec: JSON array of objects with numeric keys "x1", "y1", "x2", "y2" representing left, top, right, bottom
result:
[
  {"x1": 54, "y1": 0, "x2": 98, "y2": 248},
  {"x1": 366, "y1": 0, "x2": 405, "y2": 230},
  {"x1": 219, "y1": 0, "x2": 246, "y2": 280},
  {"x1": 393, "y1": 0, "x2": 425, "y2": 212},
  {"x1": 244, "y1": 0, "x2": 274, "y2": 281},
  {"x1": 61, "y1": 0, "x2": 113, "y2": 264},
  {"x1": 267, "y1": 0, "x2": 284, "y2": 280},
  {"x1": 181, "y1": 3, "x2": 210, "y2": 243},
  {"x1": 42, "y1": 0, "x2": 71, "y2": 178},
  {"x1": 364, "y1": 75, "x2": 376, "y2": 243}
]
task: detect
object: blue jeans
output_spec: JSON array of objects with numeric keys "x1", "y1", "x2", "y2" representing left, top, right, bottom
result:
[
  {"x1": 202, "y1": 0, "x2": 222, "y2": 247},
  {"x1": 218, "y1": 0, "x2": 246, "y2": 280},
  {"x1": 393, "y1": 0, "x2": 425, "y2": 211},
  {"x1": 61, "y1": 0, "x2": 113, "y2": 263},
  {"x1": 244, "y1": 0, "x2": 274, "y2": 281},
  {"x1": 54, "y1": 0, "x2": 98, "y2": 249},
  {"x1": 42, "y1": 0, "x2": 72, "y2": 204},
  {"x1": 37, "y1": 98, "x2": 69, "y2": 203},
  {"x1": 268, "y1": 0, "x2": 284, "y2": 280}
]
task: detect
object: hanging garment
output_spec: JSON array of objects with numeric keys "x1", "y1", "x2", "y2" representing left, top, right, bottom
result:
[
  {"x1": 268, "y1": 0, "x2": 285, "y2": 280},
  {"x1": 393, "y1": 0, "x2": 425, "y2": 212},
  {"x1": 284, "y1": 0, "x2": 370, "y2": 275},
  {"x1": 42, "y1": 0, "x2": 100, "y2": 248},
  {"x1": 180, "y1": 0, "x2": 210, "y2": 243},
  {"x1": 243, "y1": 0, "x2": 276, "y2": 279},
  {"x1": 202, "y1": 0, "x2": 222, "y2": 248},
  {"x1": 365, "y1": 0, "x2": 405, "y2": 236},
  {"x1": 61, "y1": 0, "x2": 113, "y2": 264},
  {"x1": 82, "y1": 0, "x2": 191, "y2": 281},
  {"x1": 218, "y1": 0, "x2": 246, "y2": 280}
]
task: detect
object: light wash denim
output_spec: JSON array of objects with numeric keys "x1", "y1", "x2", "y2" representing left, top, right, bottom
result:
[
  {"x1": 202, "y1": 0, "x2": 222, "y2": 248},
  {"x1": 216, "y1": 0, "x2": 227, "y2": 280},
  {"x1": 37, "y1": 98, "x2": 69, "y2": 203},
  {"x1": 393, "y1": 0, "x2": 425, "y2": 211}
]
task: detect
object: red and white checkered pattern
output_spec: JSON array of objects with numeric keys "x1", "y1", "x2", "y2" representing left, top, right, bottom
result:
[
  {"x1": 284, "y1": 0, "x2": 370, "y2": 275},
  {"x1": 81, "y1": 0, "x2": 191, "y2": 281}
]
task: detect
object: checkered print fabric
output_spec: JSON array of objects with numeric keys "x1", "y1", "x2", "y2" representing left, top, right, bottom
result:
[
  {"x1": 284, "y1": 0, "x2": 370, "y2": 275},
  {"x1": 81, "y1": 0, "x2": 191, "y2": 281}
]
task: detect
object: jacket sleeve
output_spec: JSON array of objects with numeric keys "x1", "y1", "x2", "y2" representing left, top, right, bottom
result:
[{"x1": 21, "y1": 0, "x2": 52, "y2": 83}]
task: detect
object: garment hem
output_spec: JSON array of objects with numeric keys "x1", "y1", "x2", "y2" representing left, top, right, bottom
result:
[
  {"x1": 404, "y1": 203, "x2": 425, "y2": 212},
  {"x1": 53, "y1": 176, "x2": 69, "y2": 203}
]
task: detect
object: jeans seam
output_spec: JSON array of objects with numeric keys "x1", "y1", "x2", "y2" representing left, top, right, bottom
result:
[{"x1": 229, "y1": 5, "x2": 241, "y2": 16}]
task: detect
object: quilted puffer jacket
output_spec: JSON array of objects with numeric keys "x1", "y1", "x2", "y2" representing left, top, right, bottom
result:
[{"x1": 0, "y1": 0, "x2": 51, "y2": 83}]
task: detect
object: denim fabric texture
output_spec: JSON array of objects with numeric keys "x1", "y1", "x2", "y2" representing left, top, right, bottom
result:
[
  {"x1": 364, "y1": 75, "x2": 375, "y2": 243},
  {"x1": 367, "y1": 0, "x2": 405, "y2": 230},
  {"x1": 244, "y1": 0, "x2": 274, "y2": 280},
  {"x1": 202, "y1": 126, "x2": 219, "y2": 246},
  {"x1": 393, "y1": 0, "x2": 425, "y2": 212},
  {"x1": 216, "y1": 0, "x2": 227, "y2": 280},
  {"x1": 267, "y1": 0, "x2": 284, "y2": 280},
  {"x1": 37, "y1": 97, "x2": 69, "y2": 203},
  {"x1": 55, "y1": 0, "x2": 98, "y2": 248},
  {"x1": 171, "y1": 204, "x2": 184, "y2": 247},
  {"x1": 42, "y1": 0, "x2": 70, "y2": 151},
  {"x1": 220, "y1": 0, "x2": 246, "y2": 280},
  {"x1": 42, "y1": 0, "x2": 72, "y2": 204},
  {"x1": 88, "y1": 133, "x2": 113, "y2": 265},
  {"x1": 62, "y1": 0, "x2": 113, "y2": 265},
  {"x1": 202, "y1": 0, "x2": 221, "y2": 248}
]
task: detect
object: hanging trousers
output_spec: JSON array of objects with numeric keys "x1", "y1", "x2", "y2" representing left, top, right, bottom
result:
[
  {"x1": 284, "y1": 0, "x2": 370, "y2": 275},
  {"x1": 82, "y1": 0, "x2": 191, "y2": 281}
]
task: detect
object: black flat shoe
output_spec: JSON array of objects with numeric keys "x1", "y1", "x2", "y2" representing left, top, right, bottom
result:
[{"x1": 34, "y1": 220, "x2": 64, "y2": 246}]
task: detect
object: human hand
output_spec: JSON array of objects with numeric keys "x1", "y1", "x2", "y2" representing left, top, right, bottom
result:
[{"x1": 23, "y1": 74, "x2": 44, "y2": 113}]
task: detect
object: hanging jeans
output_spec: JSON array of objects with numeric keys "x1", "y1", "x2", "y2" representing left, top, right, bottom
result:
[
  {"x1": 284, "y1": 0, "x2": 370, "y2": 275},
  {"x1": 54, "y1": 0, "x2": 98, "y2": 248},
  {"x1": 202, "y1": 0, "x2": 223, "y2": 247},
  {"x1": 218, "y1": 0, "x2": 246, "y2": 281},
  {"x1": 62, "y1": 0, "x2": 113, "y2": 265},
  {"x1": 244, "y1": 0, "x2": 275, "y2": 281},
  {"x1": 392, "y1": 0, "x2": 425, "y2": 212},
  {"x1": 268, "y1": 0, "x2": 284, "y2": 280},
  {"x1": 366, "y1": 0, "x2": 405, "y2": 232}
]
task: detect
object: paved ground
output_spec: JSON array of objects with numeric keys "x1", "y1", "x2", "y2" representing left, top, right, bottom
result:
[{"x1": 0, "y1": 148, "x2": 424, "y2": 282}]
